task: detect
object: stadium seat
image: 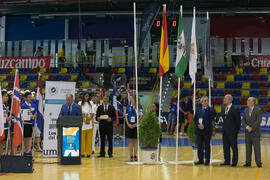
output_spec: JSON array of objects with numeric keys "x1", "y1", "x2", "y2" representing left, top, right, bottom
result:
[
  {"x1": 196, "y1": 74, "x2": 202, "y2": 81},
  {"x1": 216, "y1": 82, "x2": 225, "y2": 89},
  {"x1": 10, "y1": 69, "x2": 16, "y2": 74},
  {"x1": 2, "y1": 82, "x2": 8, "y2": 88},
  {"x1": 244, "y1": 67, "x2": 252, "y2": 74},
  {"x1": 240, "y1": 106, "x2": 246, "y2": 112},
  {"x1": 201, "y1": 82, "x2": 208, "y2": 88},
  {"x1": 29, "y1": 82, "x2": 37, "y2": 88},
  {"x1": 232, "y1": 90, "x2": 241, "y2": 97},
  {"x1": 32, "y1": 68, "x2": 39, "y2": 73},
  {"x1": 126, "y1": 67, "x2": 133, "y2": 73},
  {"x1": 39, "y1": 68, "x2": 46, "y2": 74},
  {"x1": 42, "y1": 75, "x2": 49, "y2": 81},
  {"x1": 184, "y1": 75, "x2": 191, "y2": 81},
  {"x1": 251, "y1": 82, "x2": 259, "y2": 89},
  {"x1": 268, "y1": 91, "x2": 270, "y2": 97},
  {"x1": 82, "y1": 82, "x2": 90, "y2": 88},
  {"x1": 252, "y1": 68, "x2": 260, "y2": 74},
  {"x1": 259, "y1": 90, "x2": 267, "y2": 97},
  {"x1": 83, "y1": 68, "x2": 90, "y2": 74},
  {"x1": 241, "y1": 98, "x2": 247, "y2": 105},
  {"x1": 250, "y1": 90, "x2": 259, "y2": 97},
  {"x1": 20, "y1": 75, "x2": 27, "y2": 81},
  {"x1": 53, "y1": 68, "x2": 61, "y2": 73},
  {"x1": 216, "y1": 90, "x2": 225, "y2": 96},
  {"x1": 268, "y1": 75, "x2": 270, "y2": 82},
  {"x1": 211, "y1": 89, "x2": 216, "y2": 96},
  {"x1": 183, "y1": 82, "x2": 191, "y2": 88},
  {"x1": 243, "y1": 75, "x2": 251, "y2": 81},
  {"x1": 232, "y1": 98, "x2": 240, "y2": 105},
  {"x1": 218, "y1": 75, "x2": 226, "y2": 81},
  {"x1": 6, "y1": 75, "x2": 14, "y2": 81},
  {"x1": 214, "y1": 106, "x2": 222, "y2": 113},
  {"x1": 199, "y1": 89, "x2": 207, "y2": 96},
  {"x1": 226, "y1": 75, "x2": 234, "y2": 82},
  {"x1": 234, "y1": 75, "x2": 243, "y2": 81},
  {"x1": 22, "y1": 82, "x2": 29, "y2": 88},
  {"x1": 242, "y1": 82, "x2": 250, "y2": 89},
  {"x1": 236, "y1": 67, "x2": 243, "y2": 74},
  {"x1": 118, "y1": 68, "x2": 125, "y2": 73},
  {"x1": 181, "y1": 90, "x2": 190, "y2": 97},
  {"x1": 55, "y1": 75, "x2": 63, "y2": 81},
  {"x1": 46, "y1": 68, "x2": 53, "y2": 73},
  {"x1": 42, "y1": 89, "x2": 45, "y2": 94},
  {"x1": 201, "y1": 75, "x2": 208, "y2": 82},
  {"x1": 260, "y1": 75, "x2": 268, "y2": 81},
  {"x1": 259, "y1": 99, "x2": 267, "y2": 105},
  {"x1": 225, "y1": 82, "x2": 233, "y2": 89},
  {"x1": 225, "y1": 90, "x2": 233, "y2": 95},
  {"x1": 78, "y1": 75, "x2": 85, "y2": 81},
  {"x1": 71, "y1": 75, "x2": 78, "y2": 81},
  {"x1": 142, "y1": 68, "x2": 149, "y2": 73},
  {"x1": 63, "y1": 75, "x2": 71, "y2": 81},
  {"x1": 260, "y1": 68, "x2": 268, "y2": 74},
  {"x1": 251, "y1": 75, "x2": 259, "y2": 81},
  {"x1": 7, "y1": 82, "x2": 13, "y2": 88},
  {"x1": 149, "y1": 68, "x2": 157, "y2": 73},
  {"x1": 219, "y1": 67, "x2": 227, "y2": 74},
  {"x1": 234, "y1": 82, "x2": 242, "y2": 89},
  {"x1": 60, "y1": 68, "x2": 68, "y2": 74},
  {"x1": 48, "y1": 75, "x2": 56, "y2": 81},
  {"x1": 228, "y1": 68, "x2": 235, "y2": 74},
  {"x1": 76, "y1": 82, "x2": 82, "y2": 88},
  {"x1": 241, "y1": 90, "x2": 250, "y2": 97},
  {"x1": 214, "y1": 98, "x2": 223, "y2": 105},
  {"x1": 259, "y1": 83, "x2": 268, "y2": 88},
  {"x1": 0, "y1": 75, "x2": 6, "y2": 81}
]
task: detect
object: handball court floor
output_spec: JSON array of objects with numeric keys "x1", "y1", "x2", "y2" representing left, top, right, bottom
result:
[{"x1": 1, "y1": 134, "x2": 270, "y2": 180}]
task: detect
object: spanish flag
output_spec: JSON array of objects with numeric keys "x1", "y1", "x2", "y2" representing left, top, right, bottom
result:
[{"x1": 159, "y1": 5, "x2": 169, "y2": 77}]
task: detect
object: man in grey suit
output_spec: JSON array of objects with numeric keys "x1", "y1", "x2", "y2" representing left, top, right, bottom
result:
[{"x1": 242, "y1": 97, "x2": 262, "y2": 168}]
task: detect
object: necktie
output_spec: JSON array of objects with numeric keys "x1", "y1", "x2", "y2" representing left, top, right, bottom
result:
[
  {"x1": 249, "y1": 108, "x2": 252, "y2": 117},
  {"x1": 225, "y1": 106, "x2": 229, "y2": 115},
  {"x1": 68, "y1": 105, "x2": 71, "y2": 115},
  {"x1": 105, "y1": 106, "x2": 107, "y2": 114}
]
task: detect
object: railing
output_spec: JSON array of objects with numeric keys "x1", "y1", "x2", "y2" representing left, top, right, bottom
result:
[{"x1": 1, "y1": 37, "x2": 270, "y2": 68}]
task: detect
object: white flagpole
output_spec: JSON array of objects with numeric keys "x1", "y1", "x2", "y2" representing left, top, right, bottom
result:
[
  {"x1": 158, "y1": 76, "x2": 162, "y2": 162},
  {"x1": 206, "y1": 11, "x2": 213, "y2": 164},
  {"x1": 192, "y1": 7, "x2": 197, "y2": 163},
  {"x1": 133, "y1": 2, "x2": 140, "y2": 163},
  {"x1": 175, "y1": 78, "x2": 180, "y2": 161}
]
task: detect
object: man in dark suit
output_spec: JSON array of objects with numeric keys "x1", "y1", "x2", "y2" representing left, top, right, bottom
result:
[
  {"x1": 59, "y1": 94, "x2": 82, "y2": 117},
  {"x1": 96, "y1": 95, "x2": 116, "y2": 158},
  {"x1": 194, "y1": 96, "x2": 216, "y2": 165},
  {"x1": 242, "y1": 97, "x2": 262, "y2": 168},
  {"x1": 221, "y1": 94, "x2": 241, "y2": 167}
]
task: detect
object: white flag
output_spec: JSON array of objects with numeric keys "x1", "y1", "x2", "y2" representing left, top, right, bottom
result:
[{"x1": 189, "y1": 7, "x2": 197, "y2": 85}]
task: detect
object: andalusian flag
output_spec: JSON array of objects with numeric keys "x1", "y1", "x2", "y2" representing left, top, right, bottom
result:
[
  {"x1": 159, "y1": 5, "x2": 169, "y2": 77},
  {"x1": 175, "y1": 7, "x2": 187, "y2": 78}
]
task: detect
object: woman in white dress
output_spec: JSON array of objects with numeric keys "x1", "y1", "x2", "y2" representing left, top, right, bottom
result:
[{"x1": 78, "y1": 92, "x2": 94, "y2": 157}]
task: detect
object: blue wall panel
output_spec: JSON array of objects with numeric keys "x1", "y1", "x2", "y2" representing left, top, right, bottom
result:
[{"x1": 6, "y1": 16, "x2": 65, "y2": 41}]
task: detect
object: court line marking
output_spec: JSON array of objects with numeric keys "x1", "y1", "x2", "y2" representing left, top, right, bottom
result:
[{"x1": 255, "y1": 168, "x2": 260, "y2": 180}]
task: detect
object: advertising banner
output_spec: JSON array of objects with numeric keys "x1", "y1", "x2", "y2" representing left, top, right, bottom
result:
[
  {"x1": 215, "y1": 112, "x2": 270, "y2": 133},
  {"x1": 43, "y1": 81, "x2": 76, "y2": 157},
  {"x1": 0, "y1": 56, "x2": 51, "y2": 69}
]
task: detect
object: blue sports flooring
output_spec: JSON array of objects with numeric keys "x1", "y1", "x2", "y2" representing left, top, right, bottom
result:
[{"x1": 109, "y1": 137, "x2": 245, "y2": 147}]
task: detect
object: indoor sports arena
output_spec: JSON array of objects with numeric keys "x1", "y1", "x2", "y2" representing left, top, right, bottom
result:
[{"x1": 0, "y1": 0, "x2": 269, "y2": 179}]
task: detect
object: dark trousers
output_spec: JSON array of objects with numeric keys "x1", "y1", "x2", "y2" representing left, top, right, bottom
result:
[
  {"x1": 99, "y1": 125, "x2": 113, "y2": 155},
  {"x1": 222, "y1": 132, "x2": 238, "y2": 164},
  {"x1": 196, "y1": 132, "x2": 211, "y2": 162},
  {"x1": 245, "y1": 132, "x2": 262, "y2": 166}
]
